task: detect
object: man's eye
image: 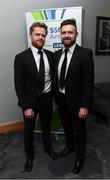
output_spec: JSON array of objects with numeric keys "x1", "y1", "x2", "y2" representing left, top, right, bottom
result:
[
  {"x1": 61, "y1": 32, "x2": 66, "y2": 35},
  {"x1": 42, "y1": 35, "x2": 46, "y2": 38},
  {"x1": 35, "y1": 34, "x2": 46, "y2": 38}
]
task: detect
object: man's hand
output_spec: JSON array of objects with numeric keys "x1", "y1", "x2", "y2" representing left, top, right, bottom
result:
[
  {"x1": 78, "y1": 107, "x2": 88, "y2": 119},
  {"x1": 24, "y1": 108, "x2": 34, "y2": 119}
]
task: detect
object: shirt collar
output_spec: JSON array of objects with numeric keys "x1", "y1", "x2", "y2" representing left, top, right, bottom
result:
[
  {"x1": 62, "y1": 43, "x2": 76, "y2": 54},
  {"x1": 31, "y1": 45, "x2": 43, "y2": 54}
]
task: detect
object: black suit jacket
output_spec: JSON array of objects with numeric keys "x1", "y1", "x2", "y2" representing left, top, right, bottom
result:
[
  {"x1": 54, "y1": 44, "x2": 94, "y2": 111},
  {"x1": 14, "y1": 48, "x2": 54, "y2": 110}
]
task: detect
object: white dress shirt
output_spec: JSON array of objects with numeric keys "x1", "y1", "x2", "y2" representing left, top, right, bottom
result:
[
  {"x1": 58, "y1": 43, "x2": 76, "y2": 93},
  {"x1": 31, "y1": 46, "x2": 51, "y2": 93}
]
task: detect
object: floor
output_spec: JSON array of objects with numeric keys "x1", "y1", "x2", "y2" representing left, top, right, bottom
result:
[{"x1": 0, "y1": 114, "x2": 110, "y2": 179}]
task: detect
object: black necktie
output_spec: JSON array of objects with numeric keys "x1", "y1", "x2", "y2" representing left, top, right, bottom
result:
[
  {"x1": 59, "y1": 48, "x2": 69, "y2": 89},
  {"x1": 38, "y1": 50, "x2": 45, "y2": 93}
]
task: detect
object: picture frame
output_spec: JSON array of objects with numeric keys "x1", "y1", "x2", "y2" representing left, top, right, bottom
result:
[{"x1": 95, "y1": 16, "x2": 110, "y2": 55}]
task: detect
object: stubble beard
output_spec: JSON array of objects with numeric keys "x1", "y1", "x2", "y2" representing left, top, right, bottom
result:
[
  {"x1": 32, "y1": 40, "x2": 45, "y2": 49},
  {"x1": 62, "y1": 38, "x2": 76, "y2": 48}
]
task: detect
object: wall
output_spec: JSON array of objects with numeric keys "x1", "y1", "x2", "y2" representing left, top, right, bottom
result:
[{"x1": 0, "y1": 0, "x2": 110, "y2": 123}]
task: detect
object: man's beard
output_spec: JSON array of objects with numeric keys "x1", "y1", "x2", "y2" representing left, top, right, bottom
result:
[
  {"x1": 62, "y1": 38, "x2": 76, "y2": 48},
  {"x1": 32, "y1": 41, "x2": 44, "y2": 49}
]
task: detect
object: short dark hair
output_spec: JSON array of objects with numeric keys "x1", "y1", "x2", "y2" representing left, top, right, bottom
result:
[
  {"x1": 60, "y1": 19, "x2": 77, "y2": 30},
  {"x1": 30, "y1": 22, "x2": 48, "y2": 35}
]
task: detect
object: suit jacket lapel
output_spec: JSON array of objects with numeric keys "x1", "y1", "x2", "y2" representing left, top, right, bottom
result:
[
  {"x1": 66, "y1": 44, "x2": 79, "y2": 78},
  {"x1": 44, "y1": 49, "x2": 51, "y2": 66},
  {"x1": 55, "y1": 50, "x2": 62, "y2": 82},
  {"x1": 27, "y1": 48, "x2": 39, "y2": 76}
]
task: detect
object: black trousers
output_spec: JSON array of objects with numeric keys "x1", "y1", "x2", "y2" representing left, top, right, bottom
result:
[
  {"x1": 23, "y1": 92, "x2": 53, "y2": 157},
  {"x1": 57, "y1": 92, "x2": 86, "y2": 159}
]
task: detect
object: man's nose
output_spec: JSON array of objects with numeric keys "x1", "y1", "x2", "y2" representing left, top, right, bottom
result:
[
  {"x1": 65, "y1": 32, "x2": 69, "y2": 37},
  {"x1": 39, "y1": 34, "x2": 43, "y2": 38},
  {"x1": 39, "y1": 34, "x2": 45, "y2": 39}
]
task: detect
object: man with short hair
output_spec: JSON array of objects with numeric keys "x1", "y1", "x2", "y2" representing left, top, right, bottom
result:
[
  {"x1": 54, "y1": 19, "x2": 94, "y2": 173},
  {"x1": 14, "y1": 22, "x2": 58, "y2": 172}
]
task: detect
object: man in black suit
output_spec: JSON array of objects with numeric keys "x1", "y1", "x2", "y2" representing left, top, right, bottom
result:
[
  {"x1": 54, "y1": 19, "x2": 94, "y2": 173},
  {"x1": 14, "y1": 22, "x2": 58, "y2": 172}
]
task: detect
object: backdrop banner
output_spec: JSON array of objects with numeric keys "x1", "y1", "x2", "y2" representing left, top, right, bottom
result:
[{"x1": 25, "y1": 6, "x2": 82, "y2": 133}]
